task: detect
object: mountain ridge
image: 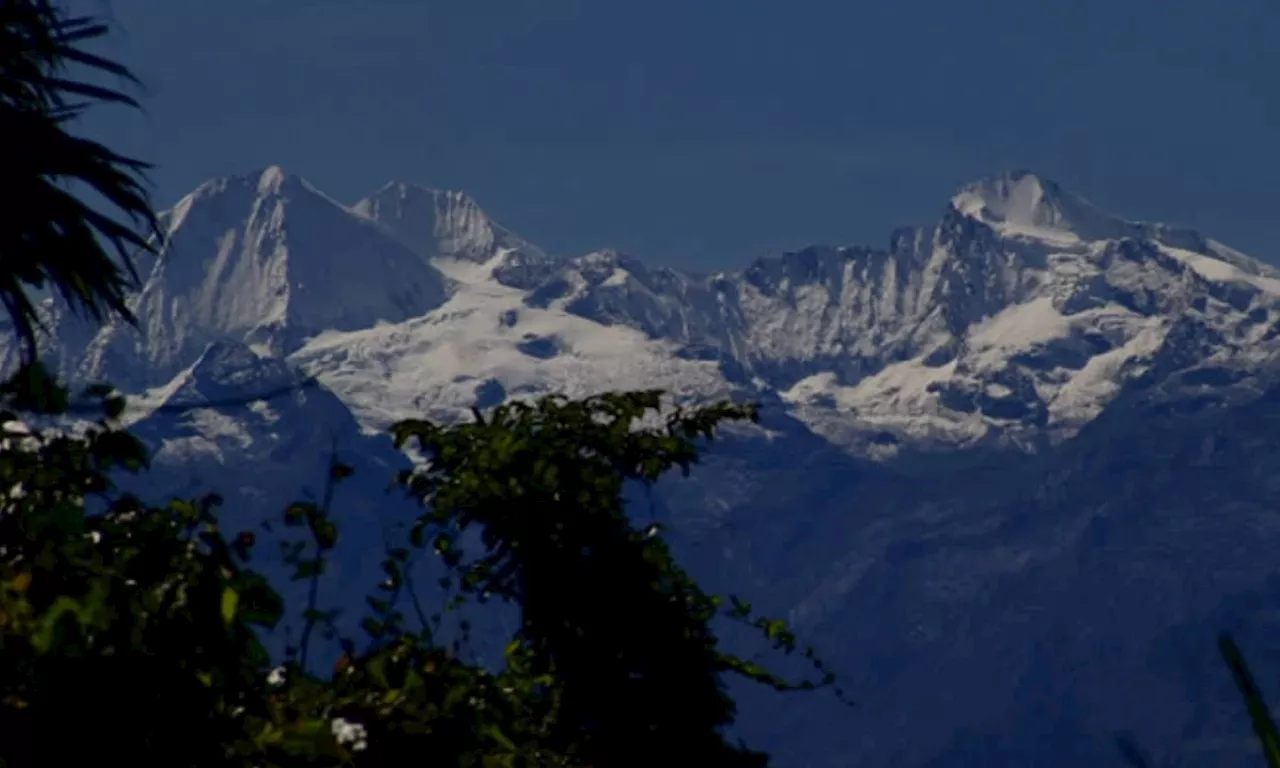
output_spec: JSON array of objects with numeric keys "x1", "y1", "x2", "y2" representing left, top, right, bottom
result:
[
  {"x1": 18, "y1": 165, "x2": 1280, "y2": 461},
  {"x1": 11, "y1": 165, "x2": 1280, "y2": 767}
]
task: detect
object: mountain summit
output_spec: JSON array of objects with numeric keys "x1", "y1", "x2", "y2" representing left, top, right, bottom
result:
[
  {"x1": 950, "y1": 170, "x2": 1136, "y2": 241},
  {"x1": 78, "y1": 166, "x2": 452, "y2": 388},
  {"x1": 353, "y1": 181, "x2": 547, "y2": 263}
]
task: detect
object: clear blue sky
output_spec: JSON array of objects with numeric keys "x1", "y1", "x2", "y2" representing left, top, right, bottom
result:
[{"x1": 73, "y1": 0, "x2": 1279, "y2": 269}]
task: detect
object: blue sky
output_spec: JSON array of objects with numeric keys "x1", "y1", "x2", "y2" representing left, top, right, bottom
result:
[{"x1": 74, "y1": 0, "x2": 1279, "y2": 269}]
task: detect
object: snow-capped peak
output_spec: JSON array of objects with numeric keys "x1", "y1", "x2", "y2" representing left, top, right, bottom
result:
[
  {"x1": 949, "y1": 171, "x2": 1278, "y2": 279},
  {"x1": 77, "y1": 167, "x2": 452, "y2": 389},
  {"x1": 256, "y1": 164, "x2": 289, "y2": 194},
  {"x1": 163, "y1": 166, "x2": 336, "y2": 238},
  {"x1": 185, "y1": 165, "x2": 326, "y2": 208},
  {"x1": 950, "y1": 170, "x2": 1134, "y2": 242},
  {"x1": 353, "y1": 181, "x2": 543, "y2": 264}
]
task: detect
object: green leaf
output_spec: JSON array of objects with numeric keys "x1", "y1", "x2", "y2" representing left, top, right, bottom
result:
[
  {"x1": 443, "y1": 682, "x2": 469, "y2": 711},
  {"x1": 313, "y1": 519, "x2": 338, "y2": 550},
  {"x1": 361, "y1": 617, "x2": 386, "y2": 640},
  {"x1": 220, "y1": 586, "x2": 239, "y2": 626},
  {"x1": 479, "y1": 722, "x2": 518, "y2": 751},
  {"x1": 31, "y1": 595, "x2": 93, "y2": 654},
  {"x1": 285, "y1": 502, "x2": 315, "y2": 527}
]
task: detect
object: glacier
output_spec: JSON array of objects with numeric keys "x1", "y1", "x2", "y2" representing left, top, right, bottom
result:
[{"x1": 9, "y1": 164, "x2": 1280, "y2": 766}]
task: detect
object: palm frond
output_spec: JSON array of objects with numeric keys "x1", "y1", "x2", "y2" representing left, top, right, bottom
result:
[{"x1": 0, "y1": 0, "x2": 161, "y2": 360}]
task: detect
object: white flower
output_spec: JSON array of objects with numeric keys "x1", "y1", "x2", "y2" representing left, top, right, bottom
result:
[
  {"x1": 331, "y1": 717, "x2": 368, "y2": 752},
  {"x1": 266, "y1": 666, "x2": 286, "y2": 687},
  {"x1": 86, "y1": 531, "x2": 102, "y2": 544}
]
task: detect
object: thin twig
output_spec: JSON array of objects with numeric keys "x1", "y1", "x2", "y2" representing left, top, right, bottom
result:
[{"x1": 298, "y1": 437, "x2": 341, "y2": 674}]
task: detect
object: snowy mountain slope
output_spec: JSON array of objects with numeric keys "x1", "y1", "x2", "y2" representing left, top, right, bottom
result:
[
  {"x1": 712, "y1": 370, "x2": 1280, "y2": 768},
  {"x1": 12, "y1": 165, "x2": 1280, "y2": 767},
  {"x1": 21, "y1": 166, "x2": 1280, "y2": 461},
  {"x1": 781, "y1": 234, "x2": 1280, "y2": 452},
  {"x1": 954, "y1": 171, "x2": 1280, "y2": 283},
  {"x1": 126, "y1": 339, "x2": 370, "y2": 472},
  {"x1": 117, "y1": 340, "x2": 425, "y2": 667},
  {"x1": 76, "y1": 167, "x2": 452, "y2": 391},
  {"x1": 287, "y1": 254, "x2": 742, "y2": 430},
  {"x1": 352, "y1": 181, "x2": 550, "y2": 267},
  {"x1": 351, "y1": 181, "x2": 568, "y2": 296},
  {"x1": 0, "y1": 297, "x2": 102, "y2": 381},
  {"x1": 637, "y1": 326, "x2": 1280, "y2": 768},
  {"x1": 378, "y1": 169, "x2": 1280, "y2": 455}
]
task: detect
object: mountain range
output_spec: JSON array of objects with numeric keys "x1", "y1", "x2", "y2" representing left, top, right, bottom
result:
[{"x1": 9, "y1": 166, "x2": 1280, "y2": 767}]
